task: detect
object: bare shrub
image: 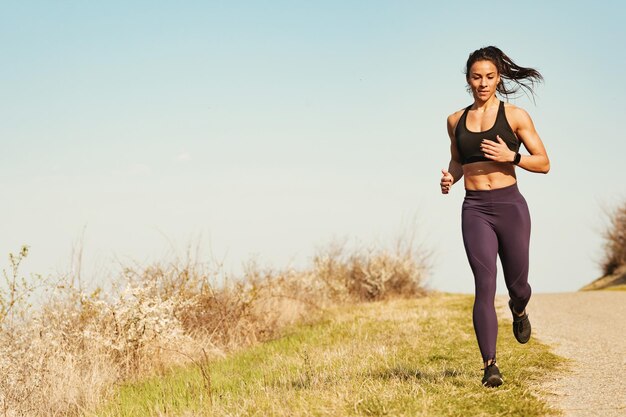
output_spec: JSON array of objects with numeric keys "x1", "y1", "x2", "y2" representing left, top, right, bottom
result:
[
  {"x1": 312, "y1": 240, "x2": 429, "y2": 302},
  {"x1": 0, "y1": 237, "x2": 429, "y2": 416},
  {"x1": 601, "y1": 201, "x2": 626, "y2": 275}
]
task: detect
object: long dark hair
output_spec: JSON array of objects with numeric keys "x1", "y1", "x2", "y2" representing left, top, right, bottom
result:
[{"x1": 465, "y1": 46, "x2": 543, "y2": 100}]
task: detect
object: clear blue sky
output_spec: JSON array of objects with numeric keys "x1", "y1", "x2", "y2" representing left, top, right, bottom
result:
[{"x1": 1, "y1": 1, "x2": 625, "y2": 293}]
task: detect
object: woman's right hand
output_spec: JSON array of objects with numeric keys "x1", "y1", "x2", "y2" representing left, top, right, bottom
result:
[{"x1": 440, "y1": 169, "x2": 453, "y2": 194}]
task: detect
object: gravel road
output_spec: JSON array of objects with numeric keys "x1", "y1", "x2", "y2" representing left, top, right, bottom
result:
[{"x1": 496, "y1": 291, "x2": 626, "y2": 417}]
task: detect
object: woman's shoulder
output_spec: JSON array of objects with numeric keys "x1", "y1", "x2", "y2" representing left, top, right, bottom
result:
[
  {"x1": 502, "y1": 102, "x2": 534, "y2": 127},
  {"x1": 447, "y1": 106, "x2": 468, "y2": 130}
]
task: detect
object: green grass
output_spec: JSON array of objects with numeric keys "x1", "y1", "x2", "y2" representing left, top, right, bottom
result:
[{"x1": 94, "y1": 293, "x2": 566, "y2": 417}]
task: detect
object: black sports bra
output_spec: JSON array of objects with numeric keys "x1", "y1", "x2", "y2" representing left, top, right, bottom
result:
[{"x1": 454, "y1": 101, "x2": 520, "y2": 165}]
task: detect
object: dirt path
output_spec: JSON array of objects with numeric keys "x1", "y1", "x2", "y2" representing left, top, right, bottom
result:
[{"x1": 496, "y1": 292, "x2": 626, "y2": 417}]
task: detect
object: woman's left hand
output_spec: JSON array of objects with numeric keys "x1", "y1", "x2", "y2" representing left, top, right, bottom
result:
[{"x1": 481, "y1": 135, "x2": 515, "y2": 163}]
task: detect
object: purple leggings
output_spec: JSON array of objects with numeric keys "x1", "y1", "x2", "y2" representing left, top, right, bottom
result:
[{"x1": 461, "y1": 183, "x2": 532, "y2": 363}]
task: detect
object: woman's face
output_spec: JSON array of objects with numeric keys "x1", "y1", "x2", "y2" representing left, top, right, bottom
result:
[{"x1": 467, "y1": 60, "x2": 500, "y2": 101}]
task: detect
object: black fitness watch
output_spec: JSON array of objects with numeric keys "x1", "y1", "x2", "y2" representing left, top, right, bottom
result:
[{"x1": 513, "y1": 152, "x2": 522, "y2": 165}]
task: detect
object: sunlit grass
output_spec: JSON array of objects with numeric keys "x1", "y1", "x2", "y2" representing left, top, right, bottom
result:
[{"x1": 96, "y1": 293, "x2": 566, "y2": 417}]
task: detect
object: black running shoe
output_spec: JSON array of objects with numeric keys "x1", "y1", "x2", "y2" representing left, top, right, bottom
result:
[
  {"x1": 509, "y1": 299, "x2": 531, "y2": 344},
  {"x1": 482, "y1": 361, "x2": 503, "y2": 387}
]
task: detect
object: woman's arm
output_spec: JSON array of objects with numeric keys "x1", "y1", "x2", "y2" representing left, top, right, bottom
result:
[
  {"x1": 480, "y1": 106, "x2": 550, "y2": 173},
  {"x1": 441, "y1": 114, "x2": 464, "y2": 194},
  {"x1": 512, "y1": 108, "x2": 550, "y2": 174}
]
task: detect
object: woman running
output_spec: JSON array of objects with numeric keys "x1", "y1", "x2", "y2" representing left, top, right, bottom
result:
[{"x1": 440, "y1": 46, "x2": 550, "y2": 387}]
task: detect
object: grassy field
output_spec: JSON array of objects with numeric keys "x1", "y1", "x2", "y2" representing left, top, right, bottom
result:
[{"x1": 95, "y1": 293, "x2": 566, "y2": 417}]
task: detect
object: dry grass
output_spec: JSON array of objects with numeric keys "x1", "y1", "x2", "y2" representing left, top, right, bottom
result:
[{"x1": 0, "y1": 237, "x2": 429, "y2": 416}]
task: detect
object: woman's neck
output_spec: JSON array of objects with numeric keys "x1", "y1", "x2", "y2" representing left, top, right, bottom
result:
[{"x1": 472, "y1": 95, "x2": 500, "y2": 111}]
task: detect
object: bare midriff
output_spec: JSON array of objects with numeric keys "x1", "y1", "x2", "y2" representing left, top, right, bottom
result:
[{"x1": 463, "y1": 161, "x2": 517, "y2": 191}]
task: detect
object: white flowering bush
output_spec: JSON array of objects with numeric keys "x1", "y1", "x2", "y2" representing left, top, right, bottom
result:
[
  {"x1": 0, "y1": 251, "x2": 195, "y2": 416},
  {"x1": 95, "y1": 279, "x2": 190, "y2": 375}
]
